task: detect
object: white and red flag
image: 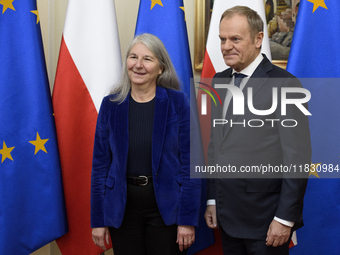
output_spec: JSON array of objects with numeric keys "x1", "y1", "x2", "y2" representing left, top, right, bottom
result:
[{"x1": 52, "y1": 0, "x2": 121, "y2": 254}]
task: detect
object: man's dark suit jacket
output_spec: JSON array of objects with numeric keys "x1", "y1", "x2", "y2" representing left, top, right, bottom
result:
[{"x1": 207, "y1": 54, "x2": 312, "y2": 239}]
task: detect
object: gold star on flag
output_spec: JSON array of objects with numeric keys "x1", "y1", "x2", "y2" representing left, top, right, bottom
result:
[
  {"x1": 0, "y1": 0, "x2": 15, "y2": 14},
  {"x1": 0, "y1": 141, "x2": 15, "y2": 163},
  {"x1": 307, "y1": 0, "x2": 328, "y2": 13},
  {"x1": 150, "y1": 0, "x2": 163, "y2": 10},
  {"x1": 309, "y1": 162, "x2": 321, "y2": 178},
  {"x1": 29, "y1": 132, "x2": 49, "y2": 155},
  {"x1": 31, "y1": 9, "x2": 40, "y2": 24},
  {"x1": 179, "y1": 6, "x2": 186, "y2": 20}
]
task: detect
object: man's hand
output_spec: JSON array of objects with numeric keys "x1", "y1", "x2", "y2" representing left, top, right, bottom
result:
[
  {"x1": 176, "y1": 225, "x2": 195, "y2": 251},
  {"x1": 204, "y1": 205, "x2": 217, "y2": 229},
  {"x1": 92, "y1": 227, "x2": 110, "y2": 251},
  {"x1": 266, "y1": 220, "x2": 291, "y2": 247}
]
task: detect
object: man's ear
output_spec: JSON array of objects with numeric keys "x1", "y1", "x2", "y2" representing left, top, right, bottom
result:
[{"x1": 255, "y1": 31, "x2": 264, "y2": 48}]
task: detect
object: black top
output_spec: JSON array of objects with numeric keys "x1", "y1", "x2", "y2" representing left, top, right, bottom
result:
[{"x1": 127, "y1": 95, "x2": 155, "y2": 176}]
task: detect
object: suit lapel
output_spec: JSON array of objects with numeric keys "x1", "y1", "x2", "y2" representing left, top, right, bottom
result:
[
  {"x1": 222, "y1": 55, "x2": 272, "y2": 140},
  {"x1": 152, "y1": 86, "x2": 169, "y2": 175},
  {"x1": 245, "y1": 56, "x2": 272, "y2": 98},
  {"x1": 214, "y1": 70, "x2": 233, "y2": 141}
]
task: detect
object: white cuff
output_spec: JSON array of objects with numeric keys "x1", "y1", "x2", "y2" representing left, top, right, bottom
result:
[
  {"x1": 274, "y1": 216, "x2": 295, "y2": 227},
  {"x1": 207, "y1": 199, "x2": 216, "y2": 206}
]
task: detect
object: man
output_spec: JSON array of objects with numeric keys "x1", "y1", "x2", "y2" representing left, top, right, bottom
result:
[{"x1": 204, "y1": 6, "x2": 311, "y2": 255}]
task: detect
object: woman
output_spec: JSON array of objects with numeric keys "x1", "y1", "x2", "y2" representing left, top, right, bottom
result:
[{"x1": 90, "y1": 33, "x2": 201, "y2": 255}]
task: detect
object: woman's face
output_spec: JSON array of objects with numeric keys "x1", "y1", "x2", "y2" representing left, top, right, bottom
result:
[{"x1": 127, "y1": 42, "x2": 162, "y2": 89}]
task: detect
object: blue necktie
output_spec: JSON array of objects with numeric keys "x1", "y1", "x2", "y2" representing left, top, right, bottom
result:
[
  {"x1": 225, "y1": 73, "x2": 247, "y2": 121},
  {"x1": 233, "y1": 73, "x2": 247, "y2": 88}
]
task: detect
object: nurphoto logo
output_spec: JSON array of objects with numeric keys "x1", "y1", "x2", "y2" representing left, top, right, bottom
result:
[{"x1": 198, "y1": 80, "x2": 311, "y2": 128}]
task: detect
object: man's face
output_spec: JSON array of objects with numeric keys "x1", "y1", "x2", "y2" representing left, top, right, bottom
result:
[{"x1": 219, "y1": 14, "x2": 263, "y2": 72}]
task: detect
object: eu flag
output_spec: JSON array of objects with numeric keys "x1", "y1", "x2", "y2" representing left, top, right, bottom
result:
[
  {"x1": 287, "y1": 1, "x2": 340, "y2": 254},
  {"x1": 135, "y1": 1, "x2": 214, "y2": 254},
  {"x1": 135, "y1": 0, "x2": 192, "y2": 97},
  {"x1": 0, "y1": 1, "x2": 68, "y2": 254}
]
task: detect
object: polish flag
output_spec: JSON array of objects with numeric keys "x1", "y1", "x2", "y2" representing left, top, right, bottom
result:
[
  {"x1": 52, "y1": 1, "x2": 121, "y2": 254},
  {"x1": 290, "y1": 231, "x2": 298, "y2": 248}
]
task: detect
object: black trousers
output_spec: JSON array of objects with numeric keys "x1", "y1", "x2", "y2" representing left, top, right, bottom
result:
[
  {"x1": 109, "y1": 182, "x2": 187, "y2": 255},
  {"x1": 221, "y1": 227, "x2": 290, "y2": 255}
]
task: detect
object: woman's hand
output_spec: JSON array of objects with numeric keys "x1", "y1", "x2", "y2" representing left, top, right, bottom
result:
[
  {"x1": 176, "y1": 225, "x2": 195, "y2": 251},
  {"x1": 92, "y1": 227, "x2": 110, "y2": 251}
]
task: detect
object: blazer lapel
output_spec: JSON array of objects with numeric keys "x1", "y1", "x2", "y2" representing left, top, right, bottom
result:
[
  {"x1": 115, "y1": 94, "x2": 129, "y2": 176},
  {"x1": 214, "y1": 71, "x2": 233, "y2": 141},
  {"x1": 245, "y1": 56, "x2": 272, "y2": 98},
  {"x1": 248, "y1": 54, "x2": 273, "y2": 97},
  {"x1": 152, "y1": 86, "x2": 169, "y2": 175},
  {"x1": 222, "y1": 55, "x2": 272, "y2": 140}
]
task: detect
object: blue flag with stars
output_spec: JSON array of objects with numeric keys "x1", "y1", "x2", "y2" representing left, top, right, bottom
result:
[
  {"x1": 135, "y1": 0, "x2": 215, "y2": 254},
  {"x1": 287, "y1": 0, "x2": 340, "y2": 254},
  {"x1": 135, "y1": 0, "x2": 192, "y2": 97},
  {"x1": 0, "y1": 1, "x2": 68, "y2": 254}
]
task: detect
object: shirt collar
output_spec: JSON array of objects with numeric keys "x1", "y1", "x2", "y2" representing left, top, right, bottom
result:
[{"x1": 232, "y1": 53, "x2": 264, "y2": 77}]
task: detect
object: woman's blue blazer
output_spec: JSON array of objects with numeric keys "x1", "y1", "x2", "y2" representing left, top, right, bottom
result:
[{"x1": 91, "y1": 86, "x2": 201, "y2": 228}]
